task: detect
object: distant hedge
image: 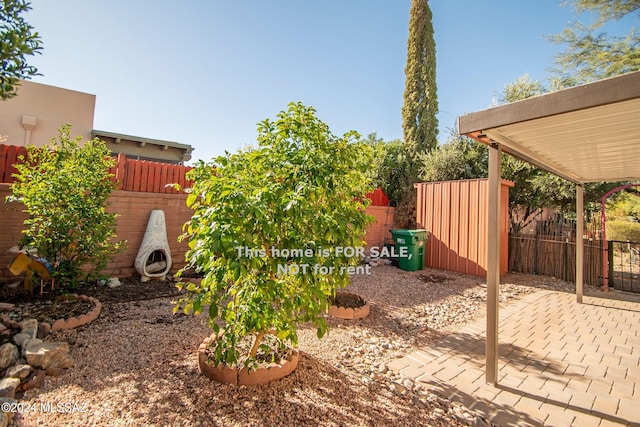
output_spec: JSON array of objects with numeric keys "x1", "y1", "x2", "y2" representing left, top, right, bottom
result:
[{"x1": 607, "y1": 220, "x2": 640, "y2": 242}]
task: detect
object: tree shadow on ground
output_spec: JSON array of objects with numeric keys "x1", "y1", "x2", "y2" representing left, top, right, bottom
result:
[
  {"x1": 414, "y1": 331, "x2": 583, "y2": 383},
  {"x1": 395, "y1": 329, "x2": 637, "y2": 426},
  {"x1": 14, "y1": 299, "x2": 442, "y2": 427},
  {"x1": 583, "y1": 289, "x2": 640, "y2": 312},
  {"x1": 416, "y1": 377, "x2": 633, "y2": 427}
]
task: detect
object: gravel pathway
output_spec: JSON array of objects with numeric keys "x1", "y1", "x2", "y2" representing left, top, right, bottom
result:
[{"x1": 10, "y1": 266, "x2": 582, "y2": 426}]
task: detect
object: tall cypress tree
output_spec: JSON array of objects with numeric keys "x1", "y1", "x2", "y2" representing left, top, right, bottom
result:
[
  {"x1": 402, "y1": 0, "x2": 438, "y2": 159},
  {"x1": 398, "y1": 0, "x2": 438, "y2": 228}
]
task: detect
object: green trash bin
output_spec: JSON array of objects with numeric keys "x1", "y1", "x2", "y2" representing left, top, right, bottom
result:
[{"x1": 391, "y1": 229, "x2": 427, "y2": 271}]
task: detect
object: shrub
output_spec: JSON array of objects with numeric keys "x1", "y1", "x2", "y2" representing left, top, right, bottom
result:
[
  {"x1": 7, "y1": 125, "x2": 125, "y2": 291},
  {"x1": 607, "y1": 220, "x2": 640, "y2": 242},
  {"x1": 175, "y1": 102, "x2": 375, "y2": 368}
]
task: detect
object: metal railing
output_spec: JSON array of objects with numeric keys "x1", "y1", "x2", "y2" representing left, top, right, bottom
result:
[{"x1": 608, "y1": 240, "x2": 640, "y2": 292}]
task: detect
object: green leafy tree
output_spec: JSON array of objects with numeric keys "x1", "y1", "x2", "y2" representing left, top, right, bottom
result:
[
  {"x1": 549, "y1": 0, "x2": 639, "y2": 85},
  {"x1": 495, "y1": 75, "x2": 551, "y2": 232},
  {"x1": 399, "y1": 0, "x2": 438, "y2": 228},
  {"x1": 608, "y1": 190, "x2": 640, "y2": 221},
  {"x1": 7, "y1": 125, "x2": 124, "y2": 291},
  {"x1": 0, "y1": 0, "x2": 43, "y2": 100},
  {"x1": 571, "y1": 0, "x2": 640, "y2": 23},
  {"x1": 605, "y1": 185, "x2": 640, "y2": 241},
  {"x1": 423, "y1": 75, "x2": 615, "y2": 232},
  {"x1": 175, "y1": 102, "x2": 375, "y2": 369},
  {"x1": 419, "y1": 133, "x2": 488, "y2": 182},
  {"x1": 362, "y1": 133, "x2": 410, "y2": 205}
]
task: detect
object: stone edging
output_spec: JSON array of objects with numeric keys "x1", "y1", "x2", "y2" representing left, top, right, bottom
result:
[
  {"x1": 51, "y1": 294, "x2": 102, "y2": 332},
  {"x1": 327, "y1": 291, "x2": 371, "y2": 320},
  {"x1": 197, "y1": 333, "x2": 299, "y2": 386}
]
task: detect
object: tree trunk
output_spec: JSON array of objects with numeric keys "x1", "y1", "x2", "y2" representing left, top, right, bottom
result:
[{"x1": 249, "y1": 331, "x2": 265, "y2": 358}]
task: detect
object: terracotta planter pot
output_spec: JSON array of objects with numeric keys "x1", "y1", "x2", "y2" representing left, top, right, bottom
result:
[
  {"x1": 50, "y1": 294, "x2": 102, "y2": 332},
  {"x1": 327, "y1": 291, "x2": 370, "y2": 320},
  {"x1": 197, "y1": 333, "x2": 299, "y2": 386}
]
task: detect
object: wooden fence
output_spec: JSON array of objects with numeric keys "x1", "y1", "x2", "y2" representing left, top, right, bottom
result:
[
  {"x1": 366, "y1": 188, "x2": 389, "y2": 207},
  {"x1": 0, "y1": 143, "x2": 388, "y2": 202},
  {"x1": 0, "y1": 144, "x2": 27, "y2": 184},
  {"x1": 0, "y1": 144, "x2": 192, "y2": 194},
  {"x1": 109, "y1": 153, "x2": 192, "y2": 194},
  {"x1": 509, "y1": 234, "x2": 603, "y2": 286}
]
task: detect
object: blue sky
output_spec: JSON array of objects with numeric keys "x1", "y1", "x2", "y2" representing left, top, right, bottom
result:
[{"x1": 25, "y1": 0, "x2": 635, "y2": 163}]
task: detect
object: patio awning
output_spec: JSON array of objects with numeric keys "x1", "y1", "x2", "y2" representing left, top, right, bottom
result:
[
  {"x1": 458, "y1": 71, "x2": 640, "y2": 184},
  {"x1": 456, "y1": 71, "x2": 640, "y2": 386}
]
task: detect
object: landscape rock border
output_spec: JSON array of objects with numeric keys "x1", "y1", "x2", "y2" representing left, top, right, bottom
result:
[
  {"x1": 327, "y1": 291, "x2": 371, "y2": 320},
  {"x1": 51, "y1": 294, "x2": 101, "y2": 332},
  {"x1": 197, "y1": 332, "x2": 299, "y2": 386}
]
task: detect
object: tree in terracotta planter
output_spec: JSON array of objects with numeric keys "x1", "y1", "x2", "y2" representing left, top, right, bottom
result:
[{"x1": 175, "y1": 102, "x2": 375, "y2": 381}]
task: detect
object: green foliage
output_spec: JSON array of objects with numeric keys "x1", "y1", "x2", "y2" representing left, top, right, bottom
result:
[
  {"x1": 362, "y1": 133, "x2": 410, "y2": 204},
  {"x1": 176, "y1": 102, "x2": 375, "y2": 368},
  {"x1": 402, "y1": 0, "x2": 438, "y2": 159},
  {"x1": 606, "y1": 220, "x2": 640, "y2": 241},
  {"x1": 607, "y1": 191, "x2": 640, "y2": 221},
  {"x1": 550, "y1": 0, "x2": 639, "y2": 84},
  {"x1": 419, "y1": 133, "x2": 488, "y2": 182},
  {"x1": 436, "y1": 75, "x2": 621, "y2": 232},
  {"x1": 497, "y1": 74, "x2": 546, "y2": 103},
  {"x1": 395, "y1": 0, "x2": 439, "y2": 227},
  {"x1": 7, "y1": 125, "x2": 124, "y2": 290},
  {"x1": 0, "y1": 0, "x2": 43, "y2": 100},
  {"x1": 568, "y1": 0, "x2": 639, "y2": 27}
]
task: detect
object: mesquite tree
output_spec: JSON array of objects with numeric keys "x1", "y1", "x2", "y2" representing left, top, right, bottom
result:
[
  {"x1": 549, "y1": 0, "x2": 639, "y2": 85},
  {"x1": 176, "y1": 102, "x2": 375, "y2": 368}
]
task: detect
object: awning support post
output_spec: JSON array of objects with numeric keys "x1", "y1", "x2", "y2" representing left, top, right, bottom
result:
[
  {"x1": 486, "y1": 142, "x2": 501, "y2": 386},
  {"x1": 576, "y1": 184, "x2": 584, "y2": 303}
]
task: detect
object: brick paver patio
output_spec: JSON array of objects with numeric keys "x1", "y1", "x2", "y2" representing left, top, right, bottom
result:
[{"x1": 389, "y1": 289, "x2": 640, "y2": 426}]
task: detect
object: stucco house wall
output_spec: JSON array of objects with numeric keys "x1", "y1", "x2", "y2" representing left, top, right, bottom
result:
[{"x1": 0, "y1": 81, "x2": 96, "y2": 147}]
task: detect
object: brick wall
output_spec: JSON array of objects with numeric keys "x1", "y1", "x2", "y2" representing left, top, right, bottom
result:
[
  {"x1": 0, "y1": 185, "x2": 29, "y2": 281},
  {"x1": 0, "y1": 185, "x2": 191, "y2": 281},
  {"x1": 103, "y1": 190, "x2": 192, "y2": 277},
  {"x1": 363, "y1": 206, "x2": 396, "y2": 249},
  {"x1": 1, "y1": 184, "x2": 392, "y2": 281}
]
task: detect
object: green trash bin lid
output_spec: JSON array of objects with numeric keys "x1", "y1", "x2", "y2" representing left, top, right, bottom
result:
[{"x1": 391, "y1": 229, "x2": 427, "y2": 243}]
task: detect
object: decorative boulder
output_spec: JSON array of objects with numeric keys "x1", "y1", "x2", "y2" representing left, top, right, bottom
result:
[{"x1": 0, "y1": 345, "x2": 19, "y2": 371}]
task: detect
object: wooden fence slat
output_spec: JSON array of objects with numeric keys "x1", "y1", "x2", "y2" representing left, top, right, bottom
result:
[
  {"x1": 160, "y1": 163, "x2": 169, "y2": 193},
  {"x1": 509, "y1": 234, "x2": 603, "y2": 286},
  {"x1": 0, "y1": 145, "x2": 9, "y2": 183},
  {"x1": 5, "y1": 146, "x2": 18, "y2": 184},
  {"x1": 115, "y1": 153, "x2": 126, "y2": 190},
  {"x1": 151, "y1": 162, "x2": 160, "y2": 192},
  {"x1": 124, "y1": 159, "x2": 136, "y2": 191},
  {"x1": 166, "y1": 165, "x2": 176, "y2": 194},
  {"x1": 173, "y1": 165, "x2": 181, "y2": 194},
  {"x1": 108, "y1": 164, "x2": 117, "y2": 185},
  {"x1": 140, "y1": 161, "x2": 150, "y2": 192},
  {"x1": 365, "y1": 188, "x2": 389, "y2": 206},
  {"x1": 132, "y1": 161, "x2": 142, "y2": 192}
]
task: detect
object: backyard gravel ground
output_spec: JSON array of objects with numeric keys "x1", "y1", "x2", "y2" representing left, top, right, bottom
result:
[{"x1": 9, "y1": 266, "x2": 584, "y2": 427}]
